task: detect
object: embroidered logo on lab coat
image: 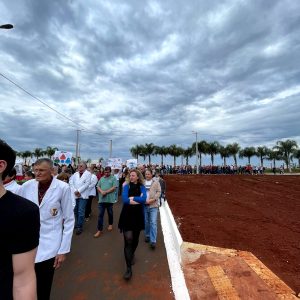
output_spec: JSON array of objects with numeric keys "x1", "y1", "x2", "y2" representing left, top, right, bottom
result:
[{"x1": 50, "y1": 208, "x2": 58, "y2": 216}]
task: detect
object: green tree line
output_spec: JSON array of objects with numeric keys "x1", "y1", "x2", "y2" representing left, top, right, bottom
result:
[
  {"x1": 15, "y1": 146, "x2": 58, "y2": 165},
  {"x1": 130, "y1": 140, "x2": 300, "y2": 172}
]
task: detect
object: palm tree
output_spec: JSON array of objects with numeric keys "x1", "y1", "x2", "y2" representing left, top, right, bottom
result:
[
  {"x1": 227, "y1": 143, "x2": 240, "y2": 166},
  {"x1": 192, "y1": 140, "x2": 208, "y2": 168},
  {"x1": 21, "y1": 150, "x2": 33, "y2": 165},
  {"x1": 143, "y1": 143, "x2": 155, "y2": 165},
  {"x1": 219, "y1": 145, "x2": 230, "y2": 166},
  {"x1": 45, "y1": 146, "x2": 58, "y2": 158},
  {"x1": 33, "y1": 148, "x2": 45, "y2": 159},
  {"x1": 130, "y1": 144, "x2": 145, "y2": 162},
  {"x1": 239, "y1": 147, "x2": 256, "y2": 165},
  {"x1": 130, "y1": 145, "x2": 139, "y2": 159},
  {"x1": 267, "y1": 149, "x2": 283, "y2": 169},
  {"x1": 206, "y1": 141, "x2": 220, "y2": 165},
  {"x1": 274, "y1": 139, "x2": 298, "y2": 172},
  {"x1": 15, "y1": 151, "x2": 22, "y2": 158},
  {"x1": 256, "y1": 146, "x2": 269, "y2": 167},
  {"x1": 168, "y1": 144, "x2": 182, "y2": 166},
  {"x1": 183, "y1": 147, "x2": 193, "y2": 165},
  {"x1": 154, "y1": 146, "x2": 168, "y2": 166},
  {"x1": 292, "y1": 149, "x2": 300, "y2": 168},
  {"x1": 138, "y1": 144, "x2": 147, "y2": 162}
]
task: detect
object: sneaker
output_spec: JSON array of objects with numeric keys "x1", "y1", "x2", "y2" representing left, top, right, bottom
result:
[
  {"x1": 93, "y1": 231, "x2": 102, "y2": 238},
  {"x1": 144, "y1": 237, "x2": 150, "y2": 243},
  {"x1": 123, "y1": 267, "x2": 132, "y2": 280},
  {"x1": 150, "y1": 242, "x2": 156, "y2": 249},
  {"x1": 107, "y1": 225, "x2": 113, "y2": 231}
]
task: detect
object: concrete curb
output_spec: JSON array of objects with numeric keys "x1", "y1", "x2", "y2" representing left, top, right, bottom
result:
[{"x1": 160, "y1": 201, "x2": 190, "y2": 300}]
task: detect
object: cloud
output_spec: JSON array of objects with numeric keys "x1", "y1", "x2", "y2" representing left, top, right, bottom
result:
[{"x1": 1, "y1": 0, "x2": 300, "y2": 165}]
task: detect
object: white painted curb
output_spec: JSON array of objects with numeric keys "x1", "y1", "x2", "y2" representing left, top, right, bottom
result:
[{"x1": 160, "y1": 201, "x2": 190, "y2": 300}]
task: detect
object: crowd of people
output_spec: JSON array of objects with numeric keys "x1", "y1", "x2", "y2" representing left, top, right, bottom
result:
[
  {"x1": 1, "y1": 139, "x2": 167, "y2": 299},
  {"x1": 133, "y1": 163, "x2": 270, "y2": 175}
]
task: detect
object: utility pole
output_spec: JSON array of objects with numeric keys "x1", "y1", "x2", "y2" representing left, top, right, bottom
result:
[
  {"x1": 75, "y1": 129, "x2": 80, "y2": 165},
  {"x1": 109, "y1": 140, "x2": 112, "y2": 158},
  {"x1": 193, "y1": 131, "x2": 199, "y2": 174}
]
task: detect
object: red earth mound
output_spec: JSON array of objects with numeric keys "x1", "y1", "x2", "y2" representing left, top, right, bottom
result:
[{"x1": 165, "y1": 175, "x2": 300, "y2": 293}]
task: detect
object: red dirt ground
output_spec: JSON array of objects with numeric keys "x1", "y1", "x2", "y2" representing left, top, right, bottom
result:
[{"x1": 165, "y1": 175, "x2": 300, "y2": 293}]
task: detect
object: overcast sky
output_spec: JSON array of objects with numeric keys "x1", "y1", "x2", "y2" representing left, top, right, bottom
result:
[{"x1": 1, "y1": 0, "x2": 300, "y2": 165}]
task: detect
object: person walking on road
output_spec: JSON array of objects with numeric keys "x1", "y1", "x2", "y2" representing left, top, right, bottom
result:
[
  {"x1": 94, "y1": 166, "x2": 118, "y2": 238},
  {"x1": 118, "y1": 169, "x2": 147, "y2": 280},
  {"x1": 85, "y1": 168, "x2": 98, "y2": 221},
  {"x1": 144, "y1": 169, "x2": 161, "y2": 249},
  {"x1": 0, "y1": 139, "x2": 40, "y2": 300},
  {"x1": 69, "y1": 161, "x2": 91, "y2": 235},
  {"x1": 19, "y1": 158, "x2": 74, "y2": 300}
]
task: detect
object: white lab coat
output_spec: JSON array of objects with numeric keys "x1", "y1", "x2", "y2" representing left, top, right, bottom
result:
[
  {"x1": 19, "y1": 178, "x2": 75, "y2": 263},
  {"x1": 69, "y1": 170, "x2": 91, "y2": 199},
  {"x1": 4, "y1": 180, "x2": 21, "y2": 194},
  {"x1": 88, "y1": 174, "x2": 98, "y2": 197}
]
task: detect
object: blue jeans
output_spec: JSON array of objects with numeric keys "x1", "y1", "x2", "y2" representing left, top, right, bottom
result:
[
  {"x1": 97, "y1": 202, "x2": 113, "y2": 231},
  {"x1": 74, "y1": 198, "x2": 88, "y2": 230},
  {"x1": 144, "y1": 206, "x2": 158, "y2": 243}
]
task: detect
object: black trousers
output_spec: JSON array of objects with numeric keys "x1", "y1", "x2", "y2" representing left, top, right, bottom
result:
[
  {"x1": 35, "y1": 257, "x2": 55, "y2": 300},
  {"x1": 85, "y1": 195, "x2": 94, "y2": 218}
]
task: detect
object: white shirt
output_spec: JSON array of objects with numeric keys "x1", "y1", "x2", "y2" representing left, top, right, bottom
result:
[
  {"x1": 88, "y1": 173, "x2": 98, "y2": 196},
  {"x1": 69, "y1": 170, "x2": 92, "y2": 199},
  {"x1": 145, "y1": 179, "x2": 153, "y2": 200},
  {"x1": 4, "y1": 180, "x2": 21, "y2": 194},
  {"x1": 19, "y1": 178, "x2": 75, "y2": 263}
]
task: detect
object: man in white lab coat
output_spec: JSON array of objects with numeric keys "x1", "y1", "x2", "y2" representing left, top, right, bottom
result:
[
  {"x1": 19, "y1": 158, "x2": 74, "y2": 300},
  {"x1": 69, "y1": 161, "x2": 91, "y2": 235}
]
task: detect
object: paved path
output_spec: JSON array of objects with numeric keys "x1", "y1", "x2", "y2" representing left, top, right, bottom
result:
[{"x1": 51, "y1": 199, "x2": 174, "y2": 300}]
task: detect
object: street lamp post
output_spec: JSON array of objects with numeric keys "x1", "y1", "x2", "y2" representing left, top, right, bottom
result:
[{"x1": 0, "y1": 24, "x2": 13, "y2": 29}]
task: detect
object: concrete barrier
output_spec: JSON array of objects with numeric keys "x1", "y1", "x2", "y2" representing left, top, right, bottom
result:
[{"x1": 160, "y1": 201, "x2": 190, "y2": 300}]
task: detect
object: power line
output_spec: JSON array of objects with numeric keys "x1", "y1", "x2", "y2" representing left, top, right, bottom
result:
[
  {"x1": 0, "y1": 72, "x2": 287, "y2": 142},
  {"x1": 0, "y1": 72, "x2": 89, "y2": 130}
]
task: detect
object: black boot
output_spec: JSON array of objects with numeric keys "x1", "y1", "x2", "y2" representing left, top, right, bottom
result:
[{"x1": 123, "y1": 267, "x2": 132, "y2": 280}]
